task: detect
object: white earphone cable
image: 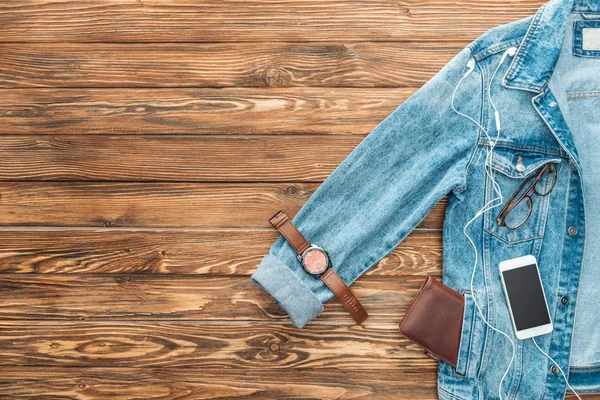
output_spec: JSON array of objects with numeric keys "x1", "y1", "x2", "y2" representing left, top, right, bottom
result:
[
  {"x1": 452, "y1": 46, "x2": 581, "y2": 399},
  {"x1": 452, "y1": 47, "x2": 517, "y2": 400},
  {"x1": 532, "y1": 337, "x2": 582, "y2": 400}
]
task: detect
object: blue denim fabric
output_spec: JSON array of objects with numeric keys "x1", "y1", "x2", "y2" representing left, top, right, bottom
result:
[{"x1": 251, "y1": 0, "x2": 600, "y2": 397}]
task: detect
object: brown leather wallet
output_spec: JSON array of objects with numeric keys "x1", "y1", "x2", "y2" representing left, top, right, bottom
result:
[{"x1": 399, "y1": 276, "x2": 464, "y2": 368}]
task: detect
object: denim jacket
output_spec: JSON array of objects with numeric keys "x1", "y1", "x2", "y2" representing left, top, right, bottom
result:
[{"x1": 252, "y1": 0, "x2": 600, "y2": 398}]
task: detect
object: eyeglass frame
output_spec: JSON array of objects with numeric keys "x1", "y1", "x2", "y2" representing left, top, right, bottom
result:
[{"x1": 495, "y1": 162, "x2": 558, "y2": 230}]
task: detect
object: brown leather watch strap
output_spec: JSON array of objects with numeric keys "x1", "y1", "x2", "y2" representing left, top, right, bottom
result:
[
  {"x1": 269, "y1": 210, "x2": 368, "y2": 325},
  {"x1": 321, "y1": 269, "x2": 368, "y2": 325},
  {"x1": 269, "y1": 211, "x2": 310, "y2": 255}
]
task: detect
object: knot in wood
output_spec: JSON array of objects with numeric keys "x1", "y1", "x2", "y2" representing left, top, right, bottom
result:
[
  {"x1": 262, "y1": 67, "x2": 289, "y2": 87},
  {"x1": 267, "y1": 339, "x2": 281, "y2": 353}
]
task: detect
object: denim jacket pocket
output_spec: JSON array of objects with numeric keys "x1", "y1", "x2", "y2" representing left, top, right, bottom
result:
[
  {"x1": 454, "y1": 290, "x2": 476, "y2": 378},
  {"x1": 484, "y1": 147, "x2": 562, "y2": 244}
]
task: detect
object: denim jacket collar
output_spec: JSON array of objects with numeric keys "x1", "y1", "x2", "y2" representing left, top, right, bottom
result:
[
  {"x1": 532, "y1": 88, "x2": 582, "y2": 172},
  {"x1": 504, "y1": 0, "x2": 600, "y2": 92},
  {"x1": 501, "y1": 0, "x2": 600, "y2": 172},
  {"x1": 503, "y1": 0, "x2": 575, "y2": 93}
]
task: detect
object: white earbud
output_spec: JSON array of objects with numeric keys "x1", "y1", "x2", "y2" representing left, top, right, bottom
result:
[{"x1": 464, "y1": 58, "x2": 476, "y2": 78}]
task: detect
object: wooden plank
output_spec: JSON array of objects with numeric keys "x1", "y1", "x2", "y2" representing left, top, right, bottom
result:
[
  {"x1": 0, "y1": 0, "x2": 544, "y2": 43},
  {"x1": 0, "y1": 274, "x2": 437, "y2": 322},
  {"x1": 0, "y1": 88, "x2": 410, "y2": 135},
  {"x1": 0, "y1": 182, "x2": 314, "y2": 227},
  {"x1": 0, "y1": 365, "x2": 591, "y2": 400},
  {"x1": 0, "y1": 136, "x2": 361, "y2": 181},
  {"x1": 0, "y1": 182, "x2": 447, "y2": 229},
  {"x1": 0, "y1": 229, "x2": 442, "y2": 275},
  {"x1": 0, "y1": 43, "x2": 458, "y2": 88},
  {"x1": 0, "y1": 367, "x2": 438, "y2": 399},
  {"x1": 0, "y1": 321, "x2": 435, "y2": 369}
]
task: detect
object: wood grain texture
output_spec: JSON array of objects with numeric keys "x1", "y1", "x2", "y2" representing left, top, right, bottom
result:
[
  {"x1": 0, "y1": 182, "x2": 314, "y2": 227},
  {"x1": 0, "y1": 367, "x2": 438, "y2": 399},
  {"x1": 0, "y1": 0, "x2": 544, "y2": 43},
  {"x1": 0, "y1": 229, "x2": 442, "y2": 275},
  {"x1": 0, "y1": 43, "x2": 458, "y2": 88},
  {"x1": 0, "y1": 136, "x2": 361, "y2": 181},
  {"x1": 3, "y1": 1, "x2": 594, "y2": 398},
  {"x1": 0, "y1": 182, "x2": 446, "y2": 228},
  {"x1": 0, "y1": 274, "x2": 435, "y2": 322},
  {"x1": 0, "y1": 322, "x2": 434, "y2": 369},
  {"x1": 0, "y1": 88, "x2": 410, "y2": 135}
]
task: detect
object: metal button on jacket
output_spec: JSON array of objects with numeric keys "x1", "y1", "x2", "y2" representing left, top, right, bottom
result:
[
  {"x1": 515, "y1": 155, "x2": 526, "y2": 172},
  {"x1": 516, "y1": 163, "x2": 526, "y2": 172},
  {"x1": 568, "y1": 226, "x2": 578, "y2": 236}
]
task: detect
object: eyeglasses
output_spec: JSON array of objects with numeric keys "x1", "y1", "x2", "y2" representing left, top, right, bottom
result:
[{"x1": 496, "y1": 162, "x2": 557, "y2": 230}]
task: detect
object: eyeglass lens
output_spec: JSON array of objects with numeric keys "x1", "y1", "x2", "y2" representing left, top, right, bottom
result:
[{"x1": 502, "y1": 162, "x2": 557, "y2": 230}]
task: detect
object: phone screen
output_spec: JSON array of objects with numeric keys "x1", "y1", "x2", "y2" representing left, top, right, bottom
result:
[{"x1": 502, "y1": 263, "x2": 551, "y2": 331}]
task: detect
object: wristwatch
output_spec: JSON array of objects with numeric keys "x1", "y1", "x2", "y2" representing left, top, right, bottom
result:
[{"x1": 268, "y1": 211, "x2": 368, "y2": 324}]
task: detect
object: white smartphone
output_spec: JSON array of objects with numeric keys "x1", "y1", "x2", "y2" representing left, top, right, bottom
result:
[{"x1": 499, "y1": 255, "x2": 553, "y2": 340}]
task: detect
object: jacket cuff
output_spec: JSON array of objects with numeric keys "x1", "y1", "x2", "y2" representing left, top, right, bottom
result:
[{"x1": 251, "y1": 254, "x2": 323, "y2": 328}]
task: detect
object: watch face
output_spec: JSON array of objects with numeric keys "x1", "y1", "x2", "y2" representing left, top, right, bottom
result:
[{"x1": 302, "y1": 248, "x2": 329, "y2": 275}]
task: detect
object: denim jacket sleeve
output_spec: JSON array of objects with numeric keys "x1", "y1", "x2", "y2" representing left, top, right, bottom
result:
[{"x1": 251, "y1": 45, "x2": 482, "y2": 328}]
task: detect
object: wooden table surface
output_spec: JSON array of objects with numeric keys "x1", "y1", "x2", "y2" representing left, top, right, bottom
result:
[{"x1": 0, "y1": 1, "x2": 594, "y2": 398}]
